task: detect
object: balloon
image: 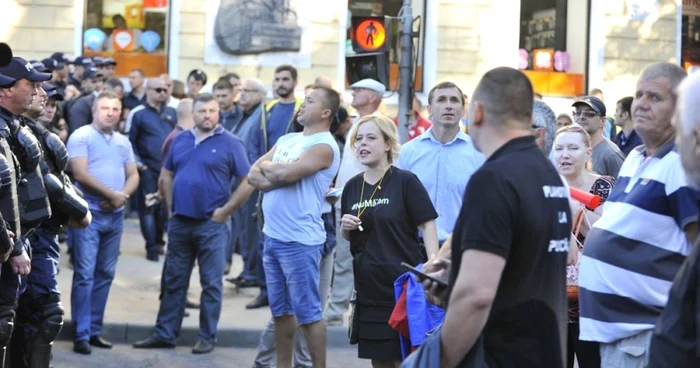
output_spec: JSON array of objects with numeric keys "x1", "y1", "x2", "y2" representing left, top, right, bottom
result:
[
  {"x1": 84, "y1": 28, "x2": 106, "y2": 51},
  {"x1": 140, "y1": 31, "x2": 161, "y2": 53},
  {"x1": 518, "y1": 49, "x2": 529, "y2": 70},
  {"x1": 554, "y1": 51, "x2": 571, "y2": 72}
]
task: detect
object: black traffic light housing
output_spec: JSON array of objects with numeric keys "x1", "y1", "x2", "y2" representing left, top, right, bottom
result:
[{"x1": 346, "y1": 16, "x2": 392, "y2": 90}]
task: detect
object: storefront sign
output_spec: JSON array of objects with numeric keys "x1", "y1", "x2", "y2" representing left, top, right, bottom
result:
[
  {"x1": 519, "y1": 49, "x2": 529, "y2": 70},
  {"x1": 627, "y1": 0, "x2": 659, "y2": 21},
  {"x1": 683, "y1": 0, "x2": 700, "y2": 16},
  {"x1": 554, "y1": 51, "x2": 571, "y2": 72}
]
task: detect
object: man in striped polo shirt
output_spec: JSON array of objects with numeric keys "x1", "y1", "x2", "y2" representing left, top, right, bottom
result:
[{"x1": 578, "y1": 63, "x2": 699, "y2": 367}]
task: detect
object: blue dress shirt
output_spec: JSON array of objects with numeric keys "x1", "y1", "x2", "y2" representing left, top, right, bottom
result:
[{"x1": 396, "y1": 128, "x2": 484, "y2": 242}]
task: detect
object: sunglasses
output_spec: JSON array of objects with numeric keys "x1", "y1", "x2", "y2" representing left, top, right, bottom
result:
[
  {"x1": 572, "y1": 110, "x2": 599, "y2": 118},
  {"x1": 151, "y1": 87, "x2": 168, "y2": 94}
]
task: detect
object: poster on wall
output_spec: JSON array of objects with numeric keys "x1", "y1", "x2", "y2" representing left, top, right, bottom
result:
[{"x1": 204, "y1": 0, "x2": 312, "y2": 67}]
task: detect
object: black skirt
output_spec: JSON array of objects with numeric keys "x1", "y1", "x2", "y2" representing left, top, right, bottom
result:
[{"x1": 357, "y1": 304, "x2": 402, "y2": 361}]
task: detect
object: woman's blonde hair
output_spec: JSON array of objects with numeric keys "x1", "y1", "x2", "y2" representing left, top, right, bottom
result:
[
  {"x1": 555, "y1": 124, "x2": 594, "y2": 172},
  {"x1": 349, "y1": 114, "x2": 401, "y2": 164}
]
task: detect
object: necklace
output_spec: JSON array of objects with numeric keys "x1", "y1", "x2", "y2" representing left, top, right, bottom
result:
[{"x1": 356, "y1": 166, "x2": 390, "y2": 231}]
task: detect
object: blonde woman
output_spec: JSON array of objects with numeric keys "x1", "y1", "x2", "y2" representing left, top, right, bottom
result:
[
  {"x1": 341, "y1": 115, "x2": 439, "y2": 367},
  {"x1": 553, "y1": 124, "x2": 615, "y2": 368}
]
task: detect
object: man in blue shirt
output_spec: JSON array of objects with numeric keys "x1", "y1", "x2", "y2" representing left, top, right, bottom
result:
[
  {"x1": 122, "y1": 68, "x2": 146, "y2": 119},
  {"x1": 68, "y1": 92, "x2": 140, "y2": 355},
  {"x1": 613, "y1": 96, "x2": 643, "y2": 157},
  {"x1": 127, "y1": 77, "x2": 177, "y2": 261},
  {"x1": 397, "y1": 82, "x2": 484, "y2": 243},
  {"x1": 248, "y1": 86, "x2": 341, "y2": 368},
  {"x1": 133, "y1": 93, "x2": 253, "y2": 354},
  {"x1": 213, "y1": 79, "x2": 241, "y2": 133},
  {"x1": 246, "y1": 65, "x2": 303, "y2": 310}
]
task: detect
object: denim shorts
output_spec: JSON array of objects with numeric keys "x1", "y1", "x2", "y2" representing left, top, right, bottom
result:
[{"x1": 263, "y1": 236, "x2": 323, "y2": 325}]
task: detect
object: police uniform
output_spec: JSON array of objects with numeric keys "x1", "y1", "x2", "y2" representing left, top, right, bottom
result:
[
  {"x1": 0, "y1": 57, "x2": 65, "y2": 368},
  {"x1": 10, "y1": 117, "x2": 89, "y2": 368}
]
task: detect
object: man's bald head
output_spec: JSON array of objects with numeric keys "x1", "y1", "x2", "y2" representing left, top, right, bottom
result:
[
  {"x1": 176, "y1": 98, "x2": 194, "y2": 130},
  {"x1": 471, "y1": 67, "x2": 533, "y2": 127},
  {"x1": 675, "y1": 72, "x2": 700, "y2": 189},
  {"x1": 314, "y1": 76, "x2": 333, "y2": 89}
]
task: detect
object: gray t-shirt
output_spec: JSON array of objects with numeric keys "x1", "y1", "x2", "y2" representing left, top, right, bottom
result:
[
  {"x1": 262, "y1": 131, "x2": 340, "y2": 246},
  {"x1": 592, "y1": 138, "x2": 625, "y2": 178}
]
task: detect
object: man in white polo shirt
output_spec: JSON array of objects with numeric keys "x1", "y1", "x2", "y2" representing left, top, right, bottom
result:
[{"x1": 578, "y1": 63, "x2": 699, "y2": 367}]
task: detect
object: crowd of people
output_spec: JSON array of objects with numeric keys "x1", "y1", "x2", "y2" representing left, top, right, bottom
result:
[{"x1": 0, "y1": 40, "x2": 697, "y2": 368}]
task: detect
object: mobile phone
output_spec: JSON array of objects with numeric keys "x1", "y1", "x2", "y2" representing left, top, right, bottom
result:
[{"x1": 401, "y1": 262, "x2": 448, "y2": 289}]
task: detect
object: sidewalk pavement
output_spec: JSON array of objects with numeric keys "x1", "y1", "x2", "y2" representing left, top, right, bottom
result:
[{"x1": 56, "y1": 218, "x2": 352, "y2": 348}]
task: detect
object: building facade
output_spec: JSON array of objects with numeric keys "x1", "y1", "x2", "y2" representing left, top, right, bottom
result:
[{"x1": 1, "y1": 0, "x2": 692, "y2": 114}]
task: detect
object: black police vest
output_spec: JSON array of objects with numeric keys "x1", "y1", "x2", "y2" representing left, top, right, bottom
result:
[
  {"x1": 0, "y1": 122, "x2": 21, "y2": 235},
  {"x1": 25, "y1": 120, "x2": 71, "y2": 228},
  {"x1": 2, "y1": 112, "x2": 52, "y2": 229}
]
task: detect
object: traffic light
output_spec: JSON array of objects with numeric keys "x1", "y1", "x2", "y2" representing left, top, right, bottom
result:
[{"x1": 346, "y1": 16, "x2": 391, "y2": 90}]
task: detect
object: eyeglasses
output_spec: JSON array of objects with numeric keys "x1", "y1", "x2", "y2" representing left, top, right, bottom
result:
[
  {"x1": 151, "y1": 88, "x2": 168, "y2": 94},
  {"x1": 572, "y1": 110, "x2": 599, "y2": 118}
]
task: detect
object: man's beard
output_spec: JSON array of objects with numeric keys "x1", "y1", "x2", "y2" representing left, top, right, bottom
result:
[{"x1": 276, "y1": 87, "x2": 292, "y2": 98}]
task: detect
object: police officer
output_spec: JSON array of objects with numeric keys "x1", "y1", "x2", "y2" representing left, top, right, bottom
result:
[
  {"x1": 9, "y1": 78, "x2": 91, "y2": 367},
  {"x1": 0, "y1": 55, "x2": 53, "y2": 367}
]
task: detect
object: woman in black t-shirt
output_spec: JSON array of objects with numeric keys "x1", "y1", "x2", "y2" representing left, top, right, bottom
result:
[{"x1": 340, "y1": 115, "x2": 439, "y2": 367}]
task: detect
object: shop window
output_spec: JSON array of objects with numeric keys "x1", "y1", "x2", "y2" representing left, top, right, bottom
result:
[
  {"x1": 681, "y1": 1, "x2": 700, "y2": 71},
  {"x1": 82, "y1": 0, "x2": 169, "y2": 77},
  {"x1": 345, "y1": 0, "x2": 426, "y2": 91},
  {"x1": 519, "y1": 0, "x2": 567, "y2": 71}
]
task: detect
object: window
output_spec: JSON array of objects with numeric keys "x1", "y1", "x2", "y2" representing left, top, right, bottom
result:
[
  {"x1": 345, "y1": 0, "x2": 427, "y2": 91},
  {"x1": 682, "y1": 1, "x2": 700, "y2": 71},
  {"x1": 82, "y1": 0, "x2": 169, "y2": 76},
  {"x1": 519, "y1": 0, "x2": 568, "y2": 71}
]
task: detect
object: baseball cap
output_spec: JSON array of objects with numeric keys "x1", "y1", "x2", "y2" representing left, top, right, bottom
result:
[
  {"x1": 101, "y1": 57, "x2": 117, "y2": 66},
  {"x1": 73, "y1": 56, "x2": 94, "y2": 67},
  {"x1": 572, "y1": 96, "x2": 606, "y2": 116},
  {"x1": 91, "y1": 56, "x2": 105, "y2": 66},
  {"x1": 42, "y1": 57, "x2": 63, "y2": 71},
  {"x1": 30, "y1": 60, "x2": 50, "y2": 73},
  {"x1": 0, "y1": 57, "x2": 52, "y2": 83},
  {"x1": 50, "y1": 52, "x2": 72, "y2": 65},
  {"x1": 82, "y1": 66, "x2": 103, "y2": 79},
  {"x1": 42, "y1": 82, "x2": 63, "y2": 101},
  {"x1": 350, "y1": 78, "x2": 386, "y2": 95}
]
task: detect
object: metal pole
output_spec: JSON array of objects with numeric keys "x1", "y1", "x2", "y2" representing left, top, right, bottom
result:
[{"x1": 397, "y1": 0, "x2": 413, "y2": 144}]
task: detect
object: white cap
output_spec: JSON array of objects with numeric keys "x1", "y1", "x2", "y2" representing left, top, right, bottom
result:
[{"x1": 350, "y1": 78, "x2": 386, "y2": 95}]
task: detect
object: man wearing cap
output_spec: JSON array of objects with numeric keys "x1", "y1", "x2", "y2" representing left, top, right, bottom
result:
[
  {"x1": 324, "y1": 78, "x2": 382, "y2": 326},
  {"x1": 38, "y1": 83, "x2": 68, "y2": 142},
  {"x1": 246, "y1": 64, "x2": 303, "y2": 310},
  {"x1": 572, "y1": 96, "x2": 625, "y2": 177},
  {"x1": 12, "y1": 80, "x2": 91, "y2": 368},
  {"x1": 67, "y1": 56, "x2": 94, "y2": 92},
  {"x1": 97, "y1": 58, "x2": 116, "y2": 80},
  {"x1": 0, "y1": 55, "x2": 27, "y2": 367},
  {"x1": 0, "y1": 56, "x2": 52, "y2": 366},
  {"x1": 49, "y1": 53, "x2": 71, "y2": 94}
]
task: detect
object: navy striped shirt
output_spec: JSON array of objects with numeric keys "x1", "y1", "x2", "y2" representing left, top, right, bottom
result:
[{"x1": 579, "y1": 141, "x2": 699, "y2": 343}]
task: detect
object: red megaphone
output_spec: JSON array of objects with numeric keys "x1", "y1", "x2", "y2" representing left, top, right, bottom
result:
[{"x1": 570, "y1": 187, "x2": 601, "y2": 209}]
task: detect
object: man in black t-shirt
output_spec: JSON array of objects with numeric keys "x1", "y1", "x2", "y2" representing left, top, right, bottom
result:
[{"x1": 423, "y1": 67, "x2": 571, "y2": 368}]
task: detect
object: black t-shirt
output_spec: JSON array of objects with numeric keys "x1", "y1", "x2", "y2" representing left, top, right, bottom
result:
[
  {"x1": 647, "y1": 229, "x2": 700, "y2": 368},
  {"x1": 449, "y1": 136, "x2": 570, "y2": 368},
  {"x1": 341, "y1": 166, "x2": 437, "y2": 307}
]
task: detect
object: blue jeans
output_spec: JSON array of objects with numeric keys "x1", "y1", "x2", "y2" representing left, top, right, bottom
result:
[
  {"x1": 154, "y1": 216, "x2": 229, "y2": 345},
  {"x1": 138, "y1": 169, "x2": 165, "y2": 253},
  {"x1": 263, "y1": 237, "x2": 323, "y2": 325},
  {"x1": 232, "y1": 196, "x2": 260, "y2": 281},
  {"x1": 70, "y1": 210, "x2": 123, "y2": 342}
]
